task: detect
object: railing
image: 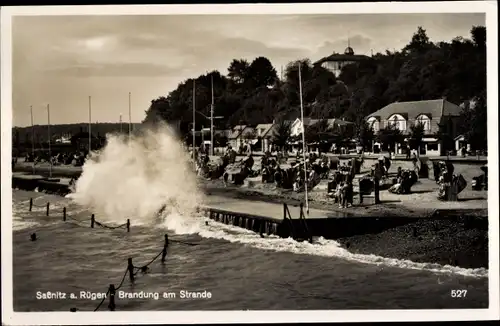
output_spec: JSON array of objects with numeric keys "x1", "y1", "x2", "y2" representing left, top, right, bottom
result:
[{"x1": 29, "y1": 197, "x2": 130, "y2": 232}]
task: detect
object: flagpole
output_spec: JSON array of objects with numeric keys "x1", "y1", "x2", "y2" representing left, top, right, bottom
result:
[
  {"x1": 192, "y1": 80, "x2": 196, "y2": 169},
  {"x1": 88, "y1": 96, "x2": 92, "y2": 153},
  {"x1": 210, "y1": 74, "x2": 214, "y2": 156},
  {"x1": 128, "y1": 92, "x2": 132, "y2": 139},
  {"x1": 30, "y1": 105, "x2": 35, "y2": 175},
  {"x1": 299, "y1": 62, "x2": 309, "y2": 215},
  {"x1": 47, "y1": 104, "x2": 52, "y2": 178}
]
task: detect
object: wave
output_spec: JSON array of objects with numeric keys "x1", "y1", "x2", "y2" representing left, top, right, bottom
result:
[
  {"x1": 68, "y1": 123, "x2": 203, "y2": 225},
  {"x1": 158, "y1": 210, "x2": 488, "y2": 279}
]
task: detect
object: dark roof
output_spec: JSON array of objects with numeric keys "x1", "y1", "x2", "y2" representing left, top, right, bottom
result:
[
  {"x1": 255, "y1": 123, "x2": 276, "y2": 138},
  {"x1": 366, "y1": 99, "x2": 462, "y2": 121},
  {"x1": 228, "y1": 125, "x2": 247, "y2": 139},
  {"x1": 314, "y1": 53, "x2": 371, "y2": 66}
]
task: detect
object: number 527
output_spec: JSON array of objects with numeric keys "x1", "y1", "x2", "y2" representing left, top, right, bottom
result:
[{"x1": 451, "y1": 290, "x2": 467, "y2": 298}]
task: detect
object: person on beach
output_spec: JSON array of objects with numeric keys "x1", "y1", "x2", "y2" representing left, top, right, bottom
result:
[
  {"x1": 372, "y1": 162, "x2": 383, "y2": 204},
  {"x1": 346, "y1": 177, "x2": 354, "y2": 207},
  {"x1": 339, "y1": 182, "x2": 348, "y2": 208}
]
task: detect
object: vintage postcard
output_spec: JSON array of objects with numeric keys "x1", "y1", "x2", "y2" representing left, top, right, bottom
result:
[{"x1": 1, "y1": 2, "x2": 498, "y2": 325}]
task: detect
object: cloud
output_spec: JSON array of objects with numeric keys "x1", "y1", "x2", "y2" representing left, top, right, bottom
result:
[
  {"x1": 315, "y1": 34, "x2": 373, "y2": 58},
  {"x1": 44, "y1": 62, "x2": 187, "y2": 77}
]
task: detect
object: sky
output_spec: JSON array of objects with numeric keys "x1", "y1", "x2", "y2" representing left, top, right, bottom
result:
[{"x1": 11, "y1": 12, "x2": 485, "y2": 127}]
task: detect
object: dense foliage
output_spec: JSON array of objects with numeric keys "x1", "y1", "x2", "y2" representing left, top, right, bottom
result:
[{"x1": 142, "y1": 26, "x2": 486, "y2": 150}]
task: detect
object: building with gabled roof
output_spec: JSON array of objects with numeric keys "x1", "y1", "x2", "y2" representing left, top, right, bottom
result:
[
  {"x1": 255, "y1": 122, "x2": 278, "y2": 152},
  {"x1": 313, "y1": 41, "x2": 372, "y2": 77},
  {"x1": 228, "y1": 125, "x2": 255, "y2": 150},
  {"x1": 366, "y1": 99, "x2": 462, "y2": 156}
]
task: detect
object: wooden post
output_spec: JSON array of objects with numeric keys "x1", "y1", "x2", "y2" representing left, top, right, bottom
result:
[
  {"x1": 108, "y1": 284, "x2": 116, "y2": 311},
  {"x1": 127, "y1": 258, "x2": 134, "y2": 283},
  {"x1": 161, "y1": 234, "x2": 169, "y2": 263},
  {"x1": 127, "y1": 219, "x2": 130, "y2": 232},
  {"x1": 259, "y1": 220, "x2": 264, "y2": 238},
  {"x1": 91, "y1": 214, "x2": 95, "y2": 228},
  {"x1": 46, "y1": 202, "x2": 50, "y2": 216},
  {"x1": 300, "y1": 203, "x2": 304, "y2": 219},
  {"x1": 29, "y1": 198, "x2": 33, "y2": 211},
  {"x1": 63, "y1": 207, "x2": 66, "y2": 221}
]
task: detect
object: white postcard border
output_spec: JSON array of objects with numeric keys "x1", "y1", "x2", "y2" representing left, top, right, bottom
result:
[{"x1": 1, "y1": 2, "x2": 498, "y2": 324}]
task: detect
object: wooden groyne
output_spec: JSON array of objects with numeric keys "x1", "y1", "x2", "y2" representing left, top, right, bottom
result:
[{"x1": 12, "y1": 174, "x2": 72, "y2": 196}]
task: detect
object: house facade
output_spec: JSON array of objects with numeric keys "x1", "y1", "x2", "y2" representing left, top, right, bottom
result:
[
  {"x1": 228, "y1": 125, "x2": 256, "y2": 151},
  {"x1": 290, "y1": 117, "x2": 354, "y2": 137},
  {"x1": 289, "y1": 117, "x2": 355, "y2": 151},
  {"x1": 290, "y1": 118, "x2": 315, "y2": 138},
  {"x1": 366, "y1": 99, "x2": 462, "y2": 156},
  {"x1": 255, "y1": 123, "x2": 277, "y2": 152}
]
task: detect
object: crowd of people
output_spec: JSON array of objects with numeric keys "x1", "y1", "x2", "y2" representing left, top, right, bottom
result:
[{"x1": 22, "y1": 151, "x2": 88, "y2": 167}]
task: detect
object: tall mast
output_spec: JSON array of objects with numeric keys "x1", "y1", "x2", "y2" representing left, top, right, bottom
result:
[
  {"x1": 47, "y1": 104, "x2": 52, "y2": 177},
  {"x1": 88, "y1": 96, "x2": 92, "y2": 153},
  {"x1": 299, "y1": 62, "x2": 309, "y2": 215},
  {"x1": 30, "y1": 105, "x2": 35, "y2": 174},
  {"x1": 192, "y1": 79, "x2": 196, "y2": 169},
  {"x1": 210, "y1": 74, "x2": 214, "y2": 156},
  {"x1": 128, "y1": 92, "x2": 132, "y2": 139}
]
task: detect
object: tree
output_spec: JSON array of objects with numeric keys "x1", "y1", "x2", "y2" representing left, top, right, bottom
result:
[
  {"x1": 142, "y1": 96, "x2": 172, "y2": 125},
  {"x1": 376, "y1": 124, "x2": 403, "y2": 152},
  {"x1": 408, "y1": 121, "x2": 425, "y2": 152},
  {"x1": 247, "y1": 56, "x2": 278, "y2": 88},
  {"x1": 244, "y1": 130, "x2": 257, "y2": 141},
  {"x1": 305, "y1": 119, "x2": 342, "y2": 153},
  {"x1": 228, "y1": 59, "x2": 250, "y2": 84},
  {"x1": 403, "y1": 26, "x2": 433, "y2": 54},
  {"x1": 435, "y1": 116, "x2": 455, "y2": 155},
  {"x1": 356, "y1": 121, "x2": 375, "y2": 152},
  {"x1": 271, "y1": 120, "x2": 292, "y2": 151},
  {"x1": 471, "y1": 25, "x2": 486, "y2": 48},
  {"x1": 458, "y1": 92, "x2": 487, "y2": 151}
]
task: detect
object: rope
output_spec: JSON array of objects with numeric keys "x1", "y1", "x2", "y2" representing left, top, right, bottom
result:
[
  {"x1": 170, "y1": 239, "x2": 199, "y2": 246},
  {"x1": 95, "y1": 221, "x2": 127, "y2": 230},
  {"x1": 67, "y1": 215, "x2": 88, "y2": 223},
  {"x1": 93, "y1": 289, "x2": 110, "y2": 312},
  {"x1": 115, "y1": 267, "x2": 129, "y2": 291},
  {"x1": 94, "y1": 266, "x2": 128, "y2": 311},
  {"x1": 133, "y1": 249, "x2": 164, "y2": 273},
  {"x1": 31, "y1": 202, "x2": 49, "y2": 208}
]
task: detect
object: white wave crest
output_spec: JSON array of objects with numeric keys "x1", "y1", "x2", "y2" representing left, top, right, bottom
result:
[{"x1": 69, "y1": 123, "x2": 203, "y2": 225}]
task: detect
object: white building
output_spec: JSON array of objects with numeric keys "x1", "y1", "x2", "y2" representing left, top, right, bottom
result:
[{"x1": 366, "y1": 99, "x2": 462, "y2": 156}]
